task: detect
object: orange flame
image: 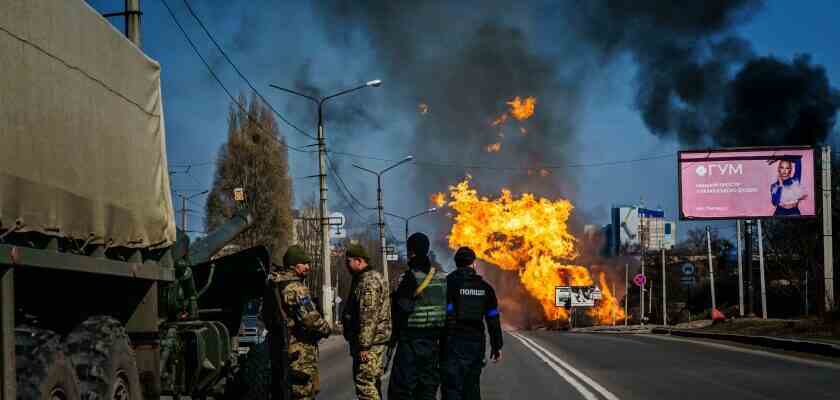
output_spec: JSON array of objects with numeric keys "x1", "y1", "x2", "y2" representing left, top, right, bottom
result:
[
  {"x1": 431, "y1": 192, "x2": 447, "y2": 208},
  {"x1": 507, "y1": 96, "x2": 536, "y2": 120},
  {"x1": 445, "y1": 177, "x2": 624, "y2": 323},
  {"x1": 486, "y1": 142, "x2": 502, "y2": 153},
  {"x1": 491, "y1": 113, "x2": 508, "y2": 127}
]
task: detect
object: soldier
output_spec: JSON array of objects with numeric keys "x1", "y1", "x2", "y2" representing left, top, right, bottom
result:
[
  {"x1": 389, "y1": 232, "x2": 448, "y2": 400},
  {"x1": 442, "y1": 247, "x2": 503, "y2": 400},
  {"x1": 341, "y1": 243, "x2": 392, "y2": 400},
  {"x1": 267, "y1": 245, "x2": 332, "y2": 400}
]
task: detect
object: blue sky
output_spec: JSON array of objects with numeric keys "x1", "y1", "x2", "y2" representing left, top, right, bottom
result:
[{"x1": 85, "y1": 0, "x2": 840, "y2": 249}]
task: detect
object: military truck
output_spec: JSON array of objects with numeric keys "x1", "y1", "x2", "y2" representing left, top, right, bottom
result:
[{"x1": 0, "y1": 1, "x2": 270, "y2": 398}]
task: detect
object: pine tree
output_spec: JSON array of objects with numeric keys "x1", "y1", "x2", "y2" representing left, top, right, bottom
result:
[{"x1": 206, "y1": 93, "x2": 294, "y2": 262}]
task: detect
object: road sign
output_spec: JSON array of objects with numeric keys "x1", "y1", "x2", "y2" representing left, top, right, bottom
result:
[
  {"x1": 386, "y1": 254, "x2": 399, "y2": 261},
  {"x1": 233, "y1": 188, "x2": 245, "y2": 202},
  {"x1": 633, "y1": 273, "x2": 647, "y2": 287},
  {"x1": 681, "y1": 263, "x2": 696, "y2": 276},
  {"x1": 329, "y1": 212, "x2": 346, "y2": 239},
  {"x1": 592, "y1": 287, "x2": 602, "y2": 300},
  {"x1": 334, "y1": 296, "x2": 342, "y2": 304}
]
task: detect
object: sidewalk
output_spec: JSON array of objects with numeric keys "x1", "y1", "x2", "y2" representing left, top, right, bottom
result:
[{"x1": 650, "y1": 319, "x2": 840, "y2": 358}]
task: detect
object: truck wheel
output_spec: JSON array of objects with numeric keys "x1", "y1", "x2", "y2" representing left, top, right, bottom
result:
[
  {"x1": 15, "y1": 327, "x2": 82, "y2": 400},
  {"x1": 224, "y1": 341, "x2": 271, "y2": 400},
  {"x1": 65, "y1": 316, "x2": 142, "y2": 400}
]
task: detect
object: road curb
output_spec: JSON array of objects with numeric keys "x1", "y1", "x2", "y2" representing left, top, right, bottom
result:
[{"x1": 651, "y1": 328, "x2": 840, "y2": 358}]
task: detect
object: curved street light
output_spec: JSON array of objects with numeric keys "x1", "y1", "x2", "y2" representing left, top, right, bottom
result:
[
  {"x1": 384, "y1": 207, "x2": 438, "y2": 243},
  {"x1": 353, "y1": 156, "x2": 414, "y2": 281},
  {"x1": 268, "y1": 80, "x2": 382, "y2": 327}
]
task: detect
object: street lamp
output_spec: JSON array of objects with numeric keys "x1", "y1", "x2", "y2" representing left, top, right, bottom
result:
[
  {"x1": 384, "y1": 208, "x2": 438, "y2": 244},
  {"x1": 353, "y1": 156, "x2": 414, "y2": 283},
  {"x1": 269, "y1": 80, "x2": 382, "y2": 327}
]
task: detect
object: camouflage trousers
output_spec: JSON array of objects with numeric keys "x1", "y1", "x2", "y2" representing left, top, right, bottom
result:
[
  {"x1": 352, "y1": 344, "x2": 386, "y2": 400},
  {"x1": 289, "y1": 341, "x2": 320, "y2": 400}
]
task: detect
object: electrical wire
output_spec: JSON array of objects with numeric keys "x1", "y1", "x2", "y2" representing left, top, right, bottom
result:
[
  {"x1": 180, "y1": 0, "x2": 316, "y2": 141},
  {"x1": 159, "y1": 0, "x2": 310, "y2": 154}
]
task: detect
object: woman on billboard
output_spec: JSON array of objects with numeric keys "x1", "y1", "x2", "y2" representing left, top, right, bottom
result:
[{"x1": 770, "y1": 159, "x2": 806, "y2": 216}]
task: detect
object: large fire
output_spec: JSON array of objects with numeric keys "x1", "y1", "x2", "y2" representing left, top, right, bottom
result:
[
  {"x1": 443, "y1": 177, "x2": 624, "y2": 324},
  {"x1": 506, "y1": 96, "x2": 536, "y2": 120}
]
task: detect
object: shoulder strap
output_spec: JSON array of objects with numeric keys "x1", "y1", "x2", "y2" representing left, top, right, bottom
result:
[{"x1": 414, "y1": 267, "x2": 437, "y2": 297}]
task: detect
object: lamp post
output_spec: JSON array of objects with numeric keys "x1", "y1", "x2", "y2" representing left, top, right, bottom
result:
[
  {"x1": 269, "y1": 80, "x2": 381, "y2": 328},
  {"x1": 384, "y1": 208, "x2": 438, "y2": 244},
  {"x1": 353, "y1": 156, "x2": 414, "y2": 283}
]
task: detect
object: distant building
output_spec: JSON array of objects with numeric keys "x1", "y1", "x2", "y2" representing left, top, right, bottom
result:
[{"x1": 604, "y1": 205, "x2": 676, "y2": 257}]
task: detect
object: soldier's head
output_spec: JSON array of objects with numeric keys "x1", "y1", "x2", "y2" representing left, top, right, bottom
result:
[
  {"x1": 345, "y1": 243, "x2": 370, "y2": 273},
  {"x1": 283, "y1": 245, "x2": 312, "y2": 277},
  {"x1": 454, "y1": 246, "x2": 476, "y2": 268},
  {"x1": 406, "y1": 232, "x2": 430, "y2": 260}
]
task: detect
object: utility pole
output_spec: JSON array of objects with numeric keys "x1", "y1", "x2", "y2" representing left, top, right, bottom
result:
[
  {"x1": 640, "y1": 214, "x2": 645, "y2": 326},
  {"x1": 757, "y1": 220, "x2": 768, "y2": 319},
  {"x1": 822, "y1": 145, "x2": 834, "y2": 312},
  {"x1": 737, "y1": 220, "x2": 745, "y2": 316},
  {"x1": 126, "y1": 0, "x2": 141, "y2": 47},
  {"x1": 707, "y1": 226, "x2": 717, "y2": 312},
  {"x1": 612, "y1": 279, "x2": 617, "y2": 326}
]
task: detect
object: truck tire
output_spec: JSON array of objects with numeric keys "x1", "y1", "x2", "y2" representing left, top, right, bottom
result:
[
  {"x1": 224, "y1": 341, "x2": 271, "y2": 400},
  {"x1": 15, "y1": 327, "x2": 82, "y2": 400},
  {"x1": 65, "y1": 316, "x2": 143, "y2": 400}
]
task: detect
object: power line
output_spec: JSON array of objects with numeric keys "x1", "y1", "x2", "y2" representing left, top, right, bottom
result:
[
  {"x1": 180, "y1": 0, "x2": 316, "y2": 141},
  {"x1": 159, "y1": 0, "x2": 310, "y2": 154},
  {"x1": 326, "y1": 151, "x2": 675, "y2": 170}
]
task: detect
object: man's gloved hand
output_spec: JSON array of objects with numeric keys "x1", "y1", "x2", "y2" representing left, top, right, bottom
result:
[{"x1": 490, "y1": 350, "x2": 502, "y2": 363}]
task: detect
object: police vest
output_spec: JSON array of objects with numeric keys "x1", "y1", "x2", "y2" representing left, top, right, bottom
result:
[
  {"x1": 406, "y1": 269, "x2": 447, "y2": 329},
  {"x1": 454, "y1": 274, "x2": 487, "y2": 322}
]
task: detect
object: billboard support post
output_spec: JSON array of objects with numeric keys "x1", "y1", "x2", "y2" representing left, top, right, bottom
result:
[
  {"x1": 746, "y1": 221, "x2": 755, "y2": 316},
  {"x1": 707, "y1": 226, "x2": 717, "y2": 312},
  {"x1": 624, "y1": 264, "x2": 629, "y2": 326},
  {"x1": 737, "y1": 220, "x2": 745, "y2": 316},
  {"x1": 757, "y1": 220, "x2": 768, "y2": 319},
  {"x1": 662, "y1": 247, "x2": 667, "y2": 326},
  {"x1": 822, "y1": 145, "x2": 834, "y2": 312}
]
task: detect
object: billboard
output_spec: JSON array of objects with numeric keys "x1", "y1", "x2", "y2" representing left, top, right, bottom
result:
[
  {"x1": 608, "y1": 206, "x2": 675, "y2": 255},
  {"x1": 555, "y1": 286, "x2": 602, "y2": 307},
  {"x1": 679, "y1": 147, "x2": 815, "y2": 219}
]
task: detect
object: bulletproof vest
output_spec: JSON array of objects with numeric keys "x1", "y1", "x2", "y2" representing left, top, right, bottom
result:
[
  {"x1": 405, "y1": 269, "x2": 447, "y2": 329},
  {"x1": 454, "y1": 273, "x2": 487, "y2": 322}
]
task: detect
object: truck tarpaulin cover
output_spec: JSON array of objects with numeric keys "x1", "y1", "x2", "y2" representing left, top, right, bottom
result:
[
  {"x1": 0, "y1": 0, "x2": 175, "y2": 248},
  {"x1": 679, "y1": 147, "x2": 816, "y2": 220}
]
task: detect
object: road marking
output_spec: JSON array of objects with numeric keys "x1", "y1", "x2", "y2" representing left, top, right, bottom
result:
[
  {"x1": 509, "y1": 332, "x2": 599, "y2": 400},
  {"x1": 643, "y1": 334, "x2": 840, "y2": 370},
  {"x1": 512, "y1": 332, "x2": 621, "y2": 400}
]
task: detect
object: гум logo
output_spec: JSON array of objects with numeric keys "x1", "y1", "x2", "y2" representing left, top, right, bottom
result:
[{"x1": 695, "y1": 165, "x2": 707, "y2": 176}]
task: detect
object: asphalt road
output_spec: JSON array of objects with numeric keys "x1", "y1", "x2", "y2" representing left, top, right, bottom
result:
[{"x1": 318, "y1": 331, "x2": 840, "y2": 399}]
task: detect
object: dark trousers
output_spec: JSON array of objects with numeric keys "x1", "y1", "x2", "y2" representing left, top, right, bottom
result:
[
  {"x1": 442, "y1": 336, "x2": 485, "y2": 400},
  {"x1": 387, "y1": 336, "x2": 441, "y2": 400},
  {"x1": 269, "y1": 334, "x2": 291, "y2": 400}
]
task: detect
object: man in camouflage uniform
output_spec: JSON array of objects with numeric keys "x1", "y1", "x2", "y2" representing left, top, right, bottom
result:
[
  {"x1": 268, "y1": 245, "x2": 332, "y2": 399},
  {"x1": 341, "y1": 243, "x2": 392, "y2": 400}
]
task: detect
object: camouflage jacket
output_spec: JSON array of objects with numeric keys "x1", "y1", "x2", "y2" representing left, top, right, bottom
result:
[
  {"x1": 269, "y1": 270, "x2": 331, "y2": 344},
  {"x1": 342, "y1": 267, "x2": 391, "y2": 349}
]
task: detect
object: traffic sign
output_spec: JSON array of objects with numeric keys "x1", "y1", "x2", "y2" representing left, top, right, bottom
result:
[
  {"x1": 633, "y1": 273, "x2": 647, "y2": 287},
  {"x1": 386, "y1": 254, "x2": 399, "y2": 261},
  {"x1": 329, "y1": 212, "x2": 346, "y2": 238},
  {"x1": 681, "y1": 263, "x2": 696, "y2": 276}
]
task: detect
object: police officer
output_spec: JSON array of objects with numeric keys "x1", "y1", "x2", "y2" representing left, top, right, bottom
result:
[
  {"x1": 389, "y1": 232, "x2": 448, "y2": 400},
  {"x1": 442, "y1": 246, "x2": 503, "y2": 400},
  {"x1": 266, "y1": 245, "x2": 332, "y2": 400},
  {"x1": 341, "y1": 243, "x2": 392, "y2": 400}
]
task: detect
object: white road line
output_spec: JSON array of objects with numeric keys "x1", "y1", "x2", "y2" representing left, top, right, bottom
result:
[
  {"x1": 509, "y1": 332, "x2": 599, "y2": 400},
  {"x1": 643, "y1": 334, "x2": 840, "y2": 370},
  {"x1": 512, "y1": 332, "x2": 621, "y2": 400}
]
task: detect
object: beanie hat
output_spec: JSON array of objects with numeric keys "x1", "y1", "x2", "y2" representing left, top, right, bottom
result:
[
  {"x1": 345, "y1": 243, "x2": 370, "y2": 261},
  {"x1": 407, "y1": 232, "x2": 430, "y2": 256},
  {"x1": 283, "y1": 245, "x2": 312, "y2": 267},
  {"x1": 454, "y1": 246, "x2": 476, "y2": 267}
]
